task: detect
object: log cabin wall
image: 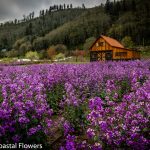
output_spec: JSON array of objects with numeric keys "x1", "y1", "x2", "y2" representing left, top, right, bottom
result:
[
  {"x1": 91, "y1": 38, "x2": 114, "y2": 51},
  {"x1": 113, "y1": 48, "x2": 133, "y2": 60}
]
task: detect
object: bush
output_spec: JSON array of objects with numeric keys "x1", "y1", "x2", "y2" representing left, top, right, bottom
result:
[
  {"x1": 55, "y1": 44, "x2": 67, "y2": 54},
  {"x1": 54, "y1": 53, "x2": 65, "y2": 60},
  {"x1": 25, "y1": 51, "x2": 39, "y2": 60},
  {"x1": 121, "y1": 36, "x2": 134, "y2": 48},
  {"x1": 5, "y1": 49, "x2": 19, "y2": 58},
  {"x1": 47, "y1": 46, "x2": 56, "y2": 61},
  {"x1": 39, "y1": 50, "x2": 48, "y2": 59},
  {"x1": 83, "y1": 37, "x2": 96, "y2": 50}
]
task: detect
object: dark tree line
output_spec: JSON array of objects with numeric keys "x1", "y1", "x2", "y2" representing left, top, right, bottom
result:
[
  {"x1": 105, "y1": 0, "x2": 150, "y2": 45},
  {"x1": 0, "y1": 3, "x2": 86, "y2": 27},
  {"x1": 105, "y1": 0, "x2": 138, "y2": 16}
]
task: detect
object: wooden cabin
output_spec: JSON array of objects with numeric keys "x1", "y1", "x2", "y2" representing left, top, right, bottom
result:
[{"x1": 90, "y1": 35, "x2": 140, "y2": 61}]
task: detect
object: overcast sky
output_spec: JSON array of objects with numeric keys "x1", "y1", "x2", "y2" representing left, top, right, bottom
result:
[{"x1": 0, "y1": 0, "x2": 107, "y2": 23}]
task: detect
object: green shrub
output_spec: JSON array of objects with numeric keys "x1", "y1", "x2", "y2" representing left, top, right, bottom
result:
[
  {"x1": 54, "y1": 53, "x2": 65, "y2": 60},
  {"x1": 25, "y1": 51, "x2": 39, "y2": 60}
]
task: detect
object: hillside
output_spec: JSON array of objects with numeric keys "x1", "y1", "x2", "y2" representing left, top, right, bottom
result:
[
  {"x1": 44, "y1": 7, "x2": 110, "y2": 49},
  {"x1": 0, "y1": 0, "x2": 150, "y2": 58},
  {"x1": 0, "y1": 8, "x2": 86, "y2": 50}
]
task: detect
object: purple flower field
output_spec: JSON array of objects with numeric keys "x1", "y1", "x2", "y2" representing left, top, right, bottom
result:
[{"x1": 0, "y1": 61, "x2": 149, "y2": 149}]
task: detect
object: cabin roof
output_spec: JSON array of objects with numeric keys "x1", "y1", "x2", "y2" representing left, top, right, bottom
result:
[
  {"x1": 90, "y1": 35, "x2": 125, "y2": 49},
  {"x1": 101, "y1": 35, "x2": 124, "y2": 48},
  {"x1": 90, "y1": 35, "x2": 140, "y2": 52}
]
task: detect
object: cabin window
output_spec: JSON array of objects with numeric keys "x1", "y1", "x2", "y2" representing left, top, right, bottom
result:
[
  {"x1": 115, "y1": 52, "x2": 127, "y2": 57},
  {"x1": 96, "y1": 42, "x2": 104, "y2": 47},
  {"x1": 99, "y1": 42, "x2": 104, "y2": 46}
]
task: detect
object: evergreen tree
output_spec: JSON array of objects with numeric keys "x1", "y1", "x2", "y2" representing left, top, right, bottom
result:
[
  {"x1": 25, "y1": 23, "x2": 33, "y2": 35},
  {"x1": 32, "y1": 12, "x2": 34, "y2": 19},
  {"x1": 64, "y1": 4, "x2": 66, "y2": 10},
  {"x1": 49, "y1": 6, "x2": 52, "y2": 13},
  {"x1": 14, "y1": 19, "x2": 17, "y2": 24},
  {"x1": 122, "y1": 0, "x2": 127, "y2": 11},
  {"x1": 41, "y1": 10, "x2": 45, "y2": 16},
  {"x1": 59, "y1": 5, "x2": 62, "y2": 10},
  {"x1": 105, "y1": 0, "x2": 110, "y2": 12},
  {"x1": 46, "y1": 9, "x2": 48, "y2": 14},
  {"x1": 39, "y1": 10, "x2": 42, "y2": 17},
  {"x1": 82, "y1": 4, "x2": 86, "y2": 9},
  {"x1": 23, "y1": 15, "x2": 26, "y2": 22},
  {"x1": 131, "y1": 0, "x2": 136, "y2": 11},
  {"x1": 56, "y1": 5, "x2": 59, "y2": 11}
]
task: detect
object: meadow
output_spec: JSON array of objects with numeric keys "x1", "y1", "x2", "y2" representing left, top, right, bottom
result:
[{"x1": 0, "y1": 60, "x2": 149, "y2": 149}]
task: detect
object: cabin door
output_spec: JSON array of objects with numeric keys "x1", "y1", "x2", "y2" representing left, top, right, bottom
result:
[
  {"x1": 98, "y1": 52, "x2": 105, "y2": 61},
  {"x1": 105, "y1": 51, "x2": 113, "y2": 60},
  {"x1": 90, "y1": 52, "x2": 98, "y2": 61}
]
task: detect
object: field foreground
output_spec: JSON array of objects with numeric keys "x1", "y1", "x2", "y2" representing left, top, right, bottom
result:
[{"x1": 0, "y1": 61, "x2": 149, "y2": 149}]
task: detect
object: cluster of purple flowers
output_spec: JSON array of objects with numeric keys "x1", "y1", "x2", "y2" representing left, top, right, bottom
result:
[
  {"x1": 60, "y1": 61, "x2": 150, "y2": 149},
  {"x1": 0, "y1": 60, "x2": 149, "y2": 149},
  {"x1": 0, "y1": 65, "x2": 53, "y2": 143},
  {"x1": 87, "y1": 94, "x2": 149, "y2": 149}
]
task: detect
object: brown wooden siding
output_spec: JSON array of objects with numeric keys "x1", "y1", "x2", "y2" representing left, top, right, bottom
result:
[{"x1": 90, "y1": 37, "x2": 140, "y2": 61}]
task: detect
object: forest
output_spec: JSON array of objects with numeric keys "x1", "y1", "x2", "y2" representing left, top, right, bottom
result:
[{"x1": 0, "y1": 0, "x2": 149, "y2": 58}]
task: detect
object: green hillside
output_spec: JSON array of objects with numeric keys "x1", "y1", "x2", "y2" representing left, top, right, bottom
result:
[
  {"x1": 44, "y1": 7, "x2": 110, "y2": 49},
  {"x1": 0, "y1": 0, "x2": 149, "y2": 58},
  {"x1": 0, "y1": 8, "x2": 86, "y2": 50}
]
